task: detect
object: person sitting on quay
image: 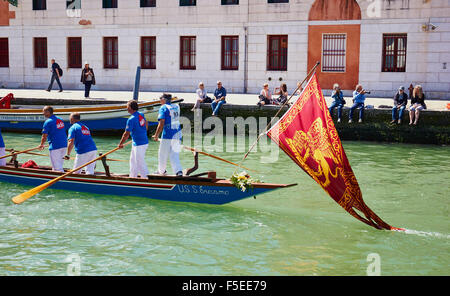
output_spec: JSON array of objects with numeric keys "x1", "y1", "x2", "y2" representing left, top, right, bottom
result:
[
  {"x1": 38, "y1": 106, "x2": 67, "y2": 172},
  {"x1": 294, "y1": 82, "x2": 304, "y2": 95},
  {"x1": 192, "y1": 82, "x2": 212, "y2": 111},
  {"x1": 0, "y1": 128, "x2": 5, "y2": 167},
  {"x1": 257, "y1": 83, "x2": 273, "y2": 106},
  {"x1": 118, "y1": 100, "x2": 149, "y2": 179},
  {"x1": 349, "y1": 84, "x2": 367, "y2": 123},
  {"x1": 391, "y1": 86, "x2": 408, "y2": 125},
  {"x1": 273, "y1": 83, "x2": 288, "y2": 105},
  {"x1": 212, "y1": 81, "x2": 227, "y2": 116},
  {"x1": 152, "y1": 93, "x2": 183, "y2": 177},
  {"x1": 409, "y1": 85, "x2": 427, "y2": 126},
  {"x1": 328, "y1": 83, "x2": 346, "y2": 123},
  {"x1": 64, "y1": 113, "x2": 98, "y2": 175}
]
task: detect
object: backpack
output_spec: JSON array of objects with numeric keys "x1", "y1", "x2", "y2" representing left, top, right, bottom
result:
[
  {"x1": 58, "y1": 66, "x2": 63, "y2": 77},
  {"x1": 21, "y1": 160, "x2": 39, "y2": 169}
]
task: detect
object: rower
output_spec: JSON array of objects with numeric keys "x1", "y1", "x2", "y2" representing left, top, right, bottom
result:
[
  {"x1": 118, "y1": 100, "x2": 149, "y2": 179},
  {"x1": 38, "y1": 106, "x2": 67, "y2": 172},
  {"x1": 64, "y1": 112, "x2": 98, "y2": 175},
  {"x1": 152, "y1": 93, "x2": 183, "y2": 176},
  {"x1": 0, "y1": 128, "x2": 5, "y2": 167}
]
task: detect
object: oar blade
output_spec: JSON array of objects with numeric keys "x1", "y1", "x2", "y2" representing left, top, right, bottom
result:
[{"x1": 12, "y1": 182, "x2": 49, "y2": 204}]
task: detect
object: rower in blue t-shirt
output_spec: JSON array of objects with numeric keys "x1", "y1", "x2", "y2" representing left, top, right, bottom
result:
[
  {"x1": 118, "y1": 100, "x2": 149, "y2": 179},
  {"x1": 0, "y1": 129, "x2": 4, "y2": 148},
  {"x1": 0, "y1": 129, "x2": 5, "y2": 166},
  {"x1": 152, "y1": 93, "x2": 183, "y2": 176},
  {"x1": 125, "y1": 110, "x2": 149, "y2": 146},
  {"x1": 39, "y1": 106, "x2": 67, "y2": 172},
  {"x1": 65, "y1": 113, "x2": 98, "y2": 175}
]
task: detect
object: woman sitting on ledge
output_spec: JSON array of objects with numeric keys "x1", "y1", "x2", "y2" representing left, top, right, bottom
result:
[
  {"x1": 257, "y1": 83, "x2": 273, "y2": 106},
  {"x1": 273, "y1": 83, "x2": 288, "y2": 105},
  {"x1": 409, "y1": 85, "x2": 427, "y2": 126}
]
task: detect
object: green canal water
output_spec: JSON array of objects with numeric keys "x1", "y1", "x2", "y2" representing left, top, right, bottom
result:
[{"x1": 0, "y1": 132, "x2": 449, "y2": 276}]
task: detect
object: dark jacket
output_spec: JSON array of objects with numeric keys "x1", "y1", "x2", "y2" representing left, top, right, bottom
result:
[
  {"x1": 81, "y1": 68, "x2": 96, "y2": 85},
  {"x1": 331, "y1": 90, "x2": 346, "y2": 105},
  {"x1": 394, "y1": 92, "x2": 408, "y2": 107},
  {"x1": 411, "y1": 94, "x2": 426, "y2": 109}
]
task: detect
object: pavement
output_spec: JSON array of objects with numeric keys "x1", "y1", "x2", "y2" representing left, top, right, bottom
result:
[{"x1": 1, "y1": 88, "x2": 449, "y2": 111}]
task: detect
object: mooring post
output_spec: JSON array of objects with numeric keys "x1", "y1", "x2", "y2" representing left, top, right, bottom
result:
[{"x1": 133, "y1": 66, "x2": 141, "y2": 101}]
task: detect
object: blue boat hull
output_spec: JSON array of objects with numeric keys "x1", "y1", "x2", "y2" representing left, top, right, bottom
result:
[
  {"x1": 0, "y1": 118, "x2": 158, "y2": 133},
  {"x1": 0, "y1": 166, "x2": 284, "y2": 205}
]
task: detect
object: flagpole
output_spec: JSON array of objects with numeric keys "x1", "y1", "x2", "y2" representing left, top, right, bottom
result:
[{"x1": 233, "y1": 61, "x2": 321, "y2": 174}]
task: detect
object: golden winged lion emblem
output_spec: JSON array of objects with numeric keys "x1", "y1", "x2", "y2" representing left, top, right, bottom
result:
[{"x1": 285, "y1": 117, "x2": 341, "y2": 188}]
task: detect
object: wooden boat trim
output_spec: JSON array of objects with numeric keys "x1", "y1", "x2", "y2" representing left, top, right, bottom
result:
[
  {"x1": 0, "y1": 164, "x2": 297, "y2": 190},
  {"x1": 0, "y1": 98, "x2": 182, "y2": 114}
]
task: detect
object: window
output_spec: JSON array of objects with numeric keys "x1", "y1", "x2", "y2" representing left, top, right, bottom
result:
[
  {"x1": 34, "y1": 37, "x2": 47, "y2": 68},
  {"x1": 180, "y1": 36, "x2": 196, "y2": 70},
  {"x1": 33, "y1": 0, "x2": 46, "y2": 10},
  {"x1": 267, "y1": 35, "x2": 287, "y2": 71},
  {"x1": 141, "y1": 37, "x2": 156, "y2": 69},
  {"x1": 268, "y1": 0, "x2": 288, "y2": 3},
  {"x1": 103, "y1": 0, "x2": 117, "y2": 8},
  {"x1": 221, "y1": 36, "x2": 239, "y2": 70},
  {"x1": 103, "y1": 37, "x2": 118, "y2": 69},
  {"x1": 140, "y1": 0, "x2": 156, "y2": 7},
  {"x1": 322, "y1": 34, "x2": 346, "y2": 72},
  {"x1": 68, "y1": 37, "x2": 82, "y2": 68},
  {"x1": 180, "y1": 0, "x2": 196, "y2": 6},
  {"x1": 382, "y1": 34, "x2": 407, "y2": 72},
  {"x1": 222, "y1": 0, "x2": 239, "y2": 4},
  {"x1": 0, "y1": 38, "x2": 8, "y2": 68}
]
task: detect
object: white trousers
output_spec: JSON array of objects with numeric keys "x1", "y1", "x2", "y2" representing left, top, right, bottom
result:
[
  {"x1": 158, "y1": 139, "x2": 183, "y2": 175},
  {"x1": 50, "y1": 147, "x2": 66, "y2": 172},
  {"x1": 73, "y1": 150, "x2": 97, "y2": 175},
  {"x1": 0, "y1": 147, "x2": 5, "y2": 166},
  {"x1": 130, "y1": 144, "x2": 149, "y2": 178}
]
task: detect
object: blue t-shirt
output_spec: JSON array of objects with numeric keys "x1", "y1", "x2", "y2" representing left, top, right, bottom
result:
[
  {"x1": 214, "y1": 87, "x2": 227, "y2": 100},
  {"x1": 126, "y1": 111, "x2": 149, "y2": 146},
  {"x1": 0, "y1": 129, "x2": 4, "y2": 148},
  {"x1": 42, "y1": 115, "x2": 67, "y2": 150},
  {"x1": 68, "y1": 122, "x2": 97, "y2": 155},
  {"x1": 353, "y1": 91, "x2": 366, "y2": 104},
  {"x1": 158, "y1": 103, "x2": 182, "y2": 140}
]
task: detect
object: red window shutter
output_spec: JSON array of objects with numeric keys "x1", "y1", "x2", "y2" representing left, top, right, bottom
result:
[
  {"x1": 221, "y1": 36, "x2": 239, "y2": 70},
  {"x1": 104, "y1": 37, "x2": 118, "y2": 69},
  {"x1": 68, "y1": 37, "x2": 82, "y2": 68},
  {"x1": 34, "y1": 37, "x2": 48, "y2": 68},
  {"x1": 180, "y1": 36, "x2": 196, "y2": 70},
  {"x1": 141, "y1": 37, "x2": 156, "y2": 69},
  {"x1": 267, "y1": 35, "x2": 288, "y2": 71},
  {"x1": 0, "y1": 38, "x2": 9, "y2": 68}
]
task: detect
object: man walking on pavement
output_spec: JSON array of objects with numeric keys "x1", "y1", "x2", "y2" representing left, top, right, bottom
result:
[{"x1": 47, "y1": 59, "x2": 63, "y2": 92}]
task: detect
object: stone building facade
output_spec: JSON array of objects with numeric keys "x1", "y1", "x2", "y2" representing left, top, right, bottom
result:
[{"x1": 0, "y1": 0, "x2": 449, "y2": 99}]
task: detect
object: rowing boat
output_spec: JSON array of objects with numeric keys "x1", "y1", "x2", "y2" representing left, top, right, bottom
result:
[
  {"x1": 0, "y1": 163, "x2": 296, "y2": 205},
  {"x1": 0, "y1": 98, "x2": 182, "y2": 133}
]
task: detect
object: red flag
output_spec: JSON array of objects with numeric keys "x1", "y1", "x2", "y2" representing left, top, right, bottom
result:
[{"x1": 267, "y1": 74, "x2": 396, "y2": 230}]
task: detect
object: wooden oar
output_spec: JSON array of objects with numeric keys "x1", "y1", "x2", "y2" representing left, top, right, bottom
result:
[
  {"x1": 0, "y1": 146, "x2": 42, "y2": 160},
  {"x1": 156, "y1": 139, "x2": 256, "y2": 172},
  {"x1": 11, "y1": 141, "x2": 132, "y2": 205},
  {"x1": 5, "y1": 149, "x2": 127, "y2": 162}
]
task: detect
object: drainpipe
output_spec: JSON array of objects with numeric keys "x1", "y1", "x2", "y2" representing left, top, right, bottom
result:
[{"x1": 244, "y1": 26, "x2": 248, "y2": 94}]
